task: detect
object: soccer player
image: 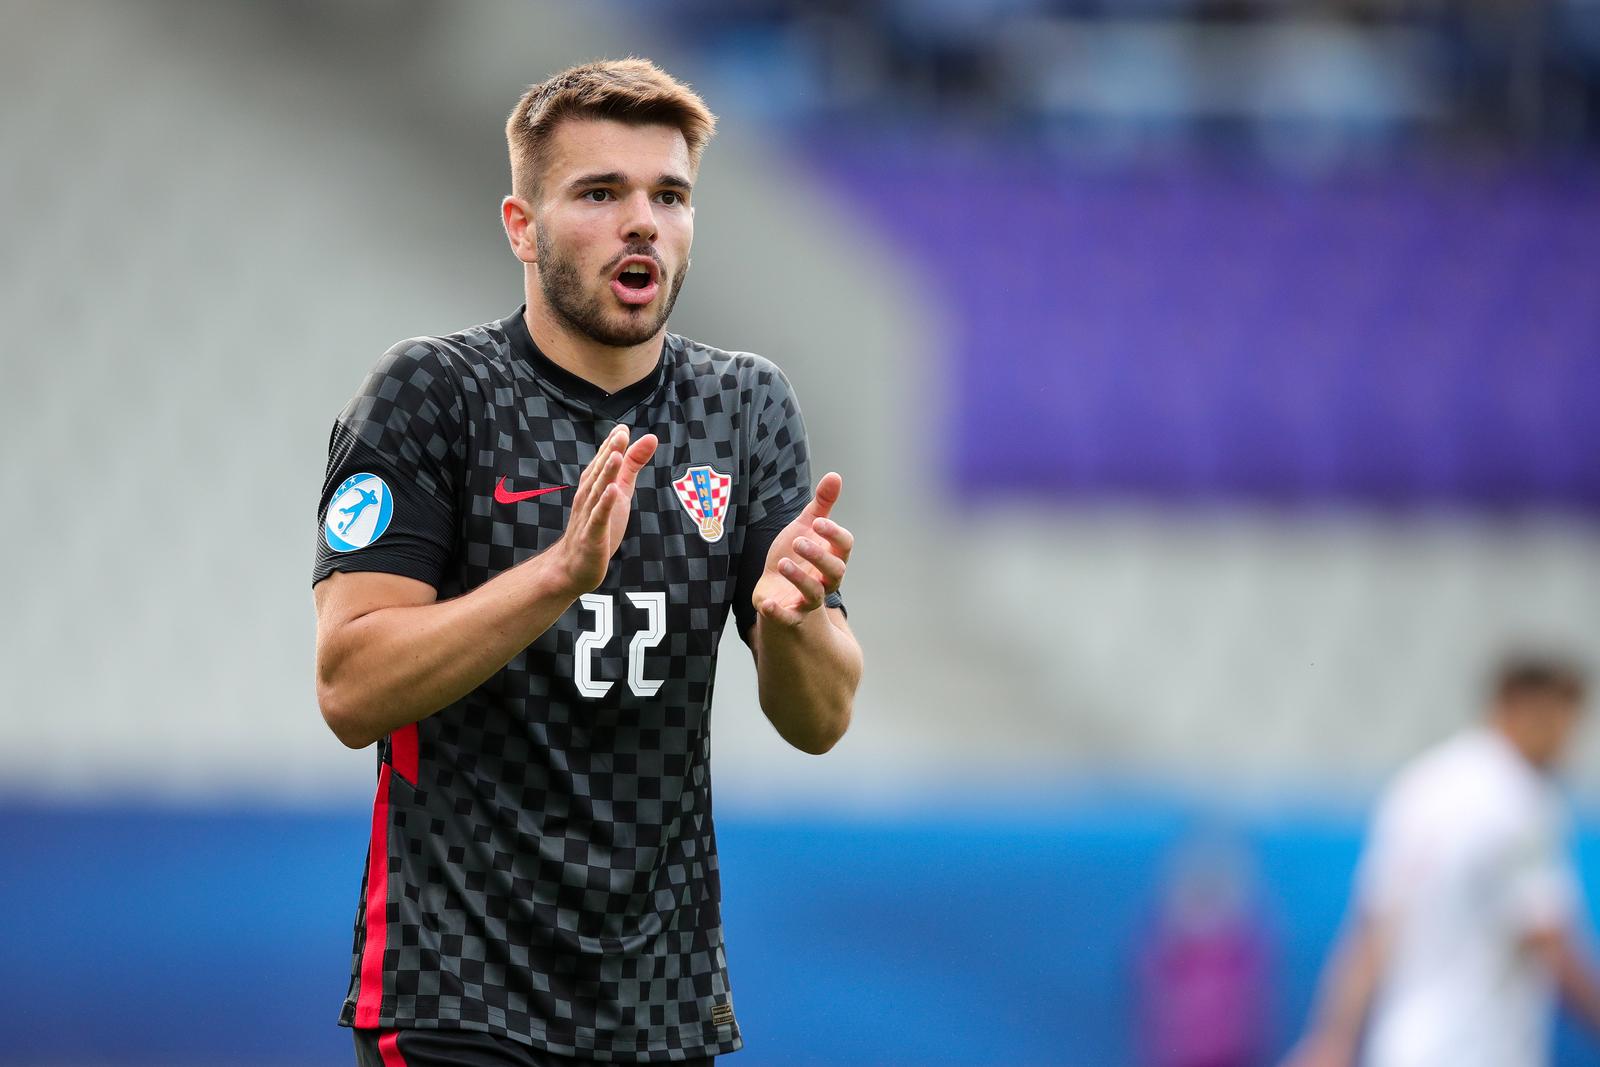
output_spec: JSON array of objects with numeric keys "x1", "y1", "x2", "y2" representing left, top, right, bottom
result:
[
  {"x1": 1285, "y1": 656, "x2": 1600, "y2": 1067},
  {"x1": 312, "y1": 59, "x2": 862, "y2": 1067}
]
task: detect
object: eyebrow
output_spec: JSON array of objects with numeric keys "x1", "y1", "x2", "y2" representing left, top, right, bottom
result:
[{"x1": 569, "y1": 171, "x2": 693, "y2": 193}]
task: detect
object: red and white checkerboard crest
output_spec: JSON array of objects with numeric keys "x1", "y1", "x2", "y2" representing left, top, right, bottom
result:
[{"x1": 673, "y1": 465, "x2": 732, "y2": 543}]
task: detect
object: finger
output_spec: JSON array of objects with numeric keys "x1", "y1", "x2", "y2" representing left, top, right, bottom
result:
[
  {"x1": 577, "y1": 451, "x2": 624, "y2": 525},
  {"x1": 585, "y1": 482, "x2": 623, "y2": 546},
  {"x1": 776, "y1": 557, "x2": 825, "y2": 612},
  {"x1": 756, "y1": 592, "x2": 806, "y2": 628},
  {"x1": 595, "y1": 451, "x2": 624, "y2": 500},
  {"x1": 573, "y1": 427, "x2": 627, "y2": 514},
  {"x1": 587, "y1": 425, "x2": 627, "y2": 478},
  {"x1": 597, "y1": 426, "x2": 635, "y2": 491},
  {"x1": 625, "y1": 432, "x2": 658, "y2": 468},
  {"x1": 615, "y1": 433, "x2": 659, "y2": 493},
  {"x1": 794, "y1": 535, "x2": 846, "y2": 592},
  {"x1": 810, "y1": 517, "x2": 854, "y2": 563},
  {"x1": 802, "y1": 472, "x2": 843, "y2": 521}
]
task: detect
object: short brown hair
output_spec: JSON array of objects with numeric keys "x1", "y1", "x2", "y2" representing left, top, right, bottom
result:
[
  {"x1": 1493, "y1": 652, "x2": 1588, "y2": 707},
  {"x1": 506, "y1": 57, "x2": 717, "y2": 200}
]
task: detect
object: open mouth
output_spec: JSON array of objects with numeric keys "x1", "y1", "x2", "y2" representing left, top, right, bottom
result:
[{"x1": 610, "y1": 256, "x2": 661, "y2": 306}]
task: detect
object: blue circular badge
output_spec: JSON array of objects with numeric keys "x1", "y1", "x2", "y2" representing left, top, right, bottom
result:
[{"x1": 324, "y1": 473, "x2": 394, "y2": 552}]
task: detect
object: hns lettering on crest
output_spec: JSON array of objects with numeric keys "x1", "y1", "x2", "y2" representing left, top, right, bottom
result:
[
  {"x1": 673, "y1": 465, "x2": 732, "y2": 543},
  {"x1": 324, "y1": 473, "x2": 394, "y2": 552}
]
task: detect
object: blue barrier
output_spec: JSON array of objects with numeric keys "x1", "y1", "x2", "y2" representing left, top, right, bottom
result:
[{"x1": 3, "y1": 798, "x2": 1596, "y2": 1066}]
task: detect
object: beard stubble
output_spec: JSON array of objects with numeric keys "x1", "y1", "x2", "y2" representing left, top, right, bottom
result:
[{"x1": 535, "y1": 225, "x2": 687, "y2": 348}]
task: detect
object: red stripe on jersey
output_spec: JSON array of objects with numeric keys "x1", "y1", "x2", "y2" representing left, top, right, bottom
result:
[
  {"x1": 377, "y1": 1030, "x2": 407, "y2": 1067},
  {"x1": 354, "y1": 765, "x2": 392, "y2": 1028},
  {"x1": 390, "y1": 723, "x2": 419, "y2": 784}
]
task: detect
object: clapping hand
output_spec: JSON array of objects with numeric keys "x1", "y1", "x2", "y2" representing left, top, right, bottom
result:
[
  {"x1": 552, "y1": 424, "x2": 658, "y2": 595},
  {"x1": 753, "y1": 472, "x2": 853, "y2": 628}
]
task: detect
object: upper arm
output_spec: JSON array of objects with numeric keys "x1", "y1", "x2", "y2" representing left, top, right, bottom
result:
[
  {"x1": 1329, "y1": 909, "x2": 1391, "y2": 1016},
  {"x1": 313, "y1": 571, "x2": 439, "y2": 689},
  {"x1": 313, "y1": 340, "x2": 466, "y2": 591},
  {"x1": 314, "y1": 569, "x2": 439, "y2": 635},
  {"x1": 1340, "y1": 910, "x2": 1389, "y2": 973},
  {"x1": 1354, "y1": 801, "x2": 1405, "y2": 921},
  {"x1": 731, "y1": 359, "x2": 845, "y2": 639},
  {"x1": 743, "y1": 360, "x2": 814, "y2": 528},
  {"x1": 312, "y1": 570, "x2": 438, "y2": 744}
]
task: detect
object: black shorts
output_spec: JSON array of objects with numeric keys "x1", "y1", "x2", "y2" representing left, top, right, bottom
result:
[{"x1": 352, "y1": 1028, "x2": 716, "y2": 1067}]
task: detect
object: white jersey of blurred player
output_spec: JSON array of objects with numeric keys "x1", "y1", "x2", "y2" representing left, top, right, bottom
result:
[
  {"x1": 1358, "y1": 726, "x2": 1575, "y2": 1067},
  {"x1": 1285, "y1": 657, "x2": 1600, "y2": 1067}
]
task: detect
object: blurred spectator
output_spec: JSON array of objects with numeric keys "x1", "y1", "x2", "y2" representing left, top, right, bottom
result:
[
  {"x1": 1285, "y1": 655, "x2": 1600, "y2": 1067},
  {"x1": 636, "y1": 0, "x2": 1600, "y2": 155},
  {"x1": 1138, "y1": 830, "x2": 1273, "y2": 1067}
]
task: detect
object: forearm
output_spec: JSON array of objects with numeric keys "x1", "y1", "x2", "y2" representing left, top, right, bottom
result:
[
  {"x1": 317, "y1": 558, "x2": 577, "y2": 748},
  {"x1": 752, "y1": 608, "x2": 861, "y2": 754}
]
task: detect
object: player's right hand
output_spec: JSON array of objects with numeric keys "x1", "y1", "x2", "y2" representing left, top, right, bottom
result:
[{"x1": 549, "y1": 424, "x2": 658, "y2": 595}]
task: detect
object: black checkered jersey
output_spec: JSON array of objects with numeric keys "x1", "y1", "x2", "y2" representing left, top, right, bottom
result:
[{"x1": 314, "y1": 308, "x2": 842, "y2": 1060}]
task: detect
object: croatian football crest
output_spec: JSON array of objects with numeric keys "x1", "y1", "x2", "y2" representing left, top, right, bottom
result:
[
  {"x1": 324, "y1": 472, "x2": 393, "y2": 552},
  {"x1": 673, "y1": 465, "x2": 732, "y2": 543}
]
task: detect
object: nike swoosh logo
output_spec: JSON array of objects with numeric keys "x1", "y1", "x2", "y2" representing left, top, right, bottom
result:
[{"x1": 494, "y1": 477, "x2": 569, "y2": 505}]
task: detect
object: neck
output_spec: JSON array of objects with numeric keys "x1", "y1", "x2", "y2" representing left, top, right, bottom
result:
[
  {"x1": 1489, "y1": 716, "x2": 1549, "y2": 771},
  {"x1": 524, "y1": 282, "x2": 665, "y2": 395}
]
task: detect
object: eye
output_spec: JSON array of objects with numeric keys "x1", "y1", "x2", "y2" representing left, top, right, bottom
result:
[
  {"x1": 583, "y1": 188, "x2": 612, "y2": 203},
  {"x1": 657, "y1": 190, "x2": 684, "y2": 206}
]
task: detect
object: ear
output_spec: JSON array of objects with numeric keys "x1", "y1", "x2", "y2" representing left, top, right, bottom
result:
[{"x1": 502, "y1": 195, "x2": 538, "y2": 265}]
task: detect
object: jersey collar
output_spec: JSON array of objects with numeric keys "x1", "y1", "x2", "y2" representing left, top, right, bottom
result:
[{"x1": 502, "y1": 306, "x2": 669, "y2": 420}]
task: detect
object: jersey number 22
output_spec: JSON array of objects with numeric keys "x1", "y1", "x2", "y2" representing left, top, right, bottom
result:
[{"x1": 574, "y1": 592, "x2": 666, "y2": 699}]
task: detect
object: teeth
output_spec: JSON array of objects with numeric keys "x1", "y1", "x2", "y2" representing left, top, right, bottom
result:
[{"x1": 621, "y1": 264, "x2": 649, "y2": 276}]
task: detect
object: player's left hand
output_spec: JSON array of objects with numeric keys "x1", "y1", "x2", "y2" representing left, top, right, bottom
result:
[{"x1": 753, "y1": 472, "x2": 852, "y2": 628}]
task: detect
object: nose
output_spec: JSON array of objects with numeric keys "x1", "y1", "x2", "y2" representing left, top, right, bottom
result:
[{"x1": 618, "y1": 189, "x2": 658, "y2": 244}]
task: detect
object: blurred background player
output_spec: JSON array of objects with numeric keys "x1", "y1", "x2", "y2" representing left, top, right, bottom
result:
[{"x1": 1287, "y1": 656, "x2": 1600, "y2": 1067}]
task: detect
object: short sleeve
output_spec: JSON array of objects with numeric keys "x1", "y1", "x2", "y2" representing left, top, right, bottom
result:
[
  {"x1": 1355, "y1": 783, "x2": 1418, "y2": 921},
  {"x1": 313, "y1": 340, "x2": 465, "y2": 590},
  {"x1": 1501, "y1": 814, "x2": 1579, "y2": 934},
  {"x1": 732, "y1": 361, "x2": 845, "y2": 640}
]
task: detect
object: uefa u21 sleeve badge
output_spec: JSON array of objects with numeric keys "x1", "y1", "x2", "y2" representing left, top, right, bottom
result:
[
  {"x1": 672, "y1": 465, "x2": 731, "y2": 543},
  {"x1": 325, "y1": 473, "x2": 394, "y2": 552}
]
